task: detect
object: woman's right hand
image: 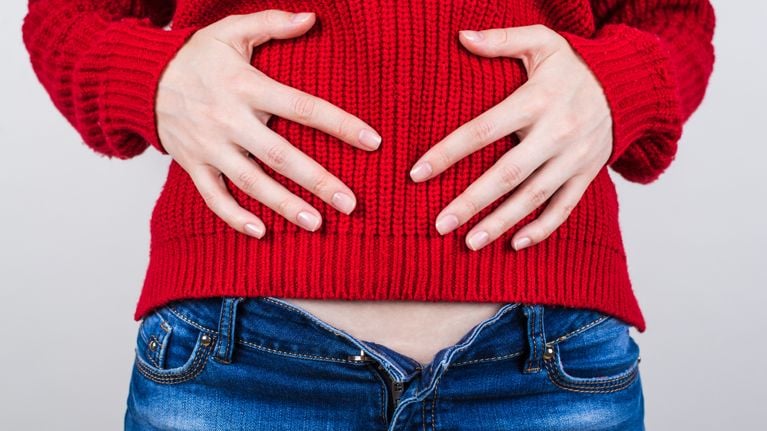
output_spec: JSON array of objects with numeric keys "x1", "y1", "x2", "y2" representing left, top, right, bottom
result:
[{"x1": 155, "y1": 10, "x2": 382, "y2": 238}]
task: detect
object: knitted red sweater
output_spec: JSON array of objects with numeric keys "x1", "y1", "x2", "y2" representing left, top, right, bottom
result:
[{"x1": 22, "y1": 0, "x2": 716, "y2": 332}]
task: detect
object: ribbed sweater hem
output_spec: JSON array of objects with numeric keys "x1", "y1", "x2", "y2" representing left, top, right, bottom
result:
[{"x1": 135, "y1": 232, "x2": 646, "y2": 332}]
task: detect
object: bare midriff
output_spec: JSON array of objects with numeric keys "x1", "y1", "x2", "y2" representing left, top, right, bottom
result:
[{"x1": 276, "y1": 298, "x2": 507, "y2": 366}]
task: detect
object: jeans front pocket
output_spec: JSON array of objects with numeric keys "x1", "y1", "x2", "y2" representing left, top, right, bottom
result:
[
  {"x1": 133, "y1": 301, "x2": 217, "y2": 385},
  {"x1": 542, "y1": 313, "x2": 641, "y2": 394}
]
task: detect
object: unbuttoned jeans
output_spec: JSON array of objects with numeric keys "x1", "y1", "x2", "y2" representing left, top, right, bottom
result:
[{"x1": 124, "y1": 296, "x2": 644, "y2": 430}]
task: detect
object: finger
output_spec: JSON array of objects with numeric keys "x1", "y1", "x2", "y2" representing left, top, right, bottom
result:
[
  {"x1": 255, "y1": 75, "x2": 382, "y2": 151},
  {"x1": 510, "y1": 175, "x2": 591, "y2": 251},
  {"x1": 187, "y1": 163, "x2": 267, "y2": 238},
  {"x1": 409, "y1": 83, "x2": 539, "y2": 182},
  {"x1": 462, "y1": 155, "x2": 575, "y2": 251},
  {"x1": 216, "y1": 9, "x2": 317, "y2": 51},
  {"x1": 457, "y1": 24, "x2": 560, "y2": 63},
  {"x1": 432, "y1": 129, "x2": 551, "y2": 235},
  {"x1": 213, "y1": 149, "x2": 325, "y2": 231},
  {"x1": 229, "y1": 120, "x2": 358, "y2": 215}
]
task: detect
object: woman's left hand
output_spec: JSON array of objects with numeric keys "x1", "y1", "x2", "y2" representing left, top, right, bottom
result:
[{"x1": 409, "y1": 24, "x2": 614, "y2": 252}]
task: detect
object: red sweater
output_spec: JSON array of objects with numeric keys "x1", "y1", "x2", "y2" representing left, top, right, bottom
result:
[{"x1": 22, "y1": 0, "x2": 716, "y2": 332}]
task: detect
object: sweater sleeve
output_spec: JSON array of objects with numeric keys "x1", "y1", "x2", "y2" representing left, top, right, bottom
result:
[
  {"x1": 556, "y1": 0, "x2": 716, "y2": 184},
  {"x1": 21, "y1": 0, "x2": 202, "y2": 159}
]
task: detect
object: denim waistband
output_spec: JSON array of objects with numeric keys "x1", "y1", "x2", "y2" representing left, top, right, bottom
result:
[{"x1": 155, "y1": 295, "x2": 612, "y2": 383}]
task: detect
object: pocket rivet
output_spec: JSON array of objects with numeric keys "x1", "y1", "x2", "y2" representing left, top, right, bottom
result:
[
  {"x1": 543, "y1": 345, "x2": 555, "y2": 360},
  {"x1": 200, "y1": 333, "x2": 212, "y2": 347},
  {"x1": 148, "y1": 339, "x2": 159, "y2": 351}
]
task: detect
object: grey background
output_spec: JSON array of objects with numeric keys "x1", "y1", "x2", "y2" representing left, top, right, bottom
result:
[{"x1": 1, "y1": 1, "x2": 764, "y2": 429}]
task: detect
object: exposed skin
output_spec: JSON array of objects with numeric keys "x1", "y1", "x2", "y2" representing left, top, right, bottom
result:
[{"x1": 156, "y1": 11, "x2": 613, "y2": 365}]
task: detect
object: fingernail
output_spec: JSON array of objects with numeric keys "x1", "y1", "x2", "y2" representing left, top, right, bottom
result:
[
  {"x1": 461, "y1": 30, "x2": 484, "y2": 42},
  {"x1": 358, "y1": 129, "x2": 382, "y2": 150},
  {"x1": 291, "y1": 12, "x2": 313, "y2": 23},
  {"x1": 409, "y1": 162, "x2": 433, "y2": 182},
  {"x1": 332, "y1": 192, "x2": 356, "y2": 214},
  {"x1": 297, "y1": 211, "x2": 321, "y2": 231},
  {"x1": 467, "y1": 231, "x2": 490, "y2": 250},
  {"x1": 513, "y1": 237, "x2": 532, "y2": 250},
  {"x1": 435, "y1": 214, "x2": 459, "y2": 235},
  {"x1": 244, "y1": 223, "x2": 265, "y2": 238}
]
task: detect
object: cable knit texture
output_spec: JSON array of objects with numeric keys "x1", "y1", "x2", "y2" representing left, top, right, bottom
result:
[{"x1": 22, "y1": 0, "x2": 716, "y2": 332}]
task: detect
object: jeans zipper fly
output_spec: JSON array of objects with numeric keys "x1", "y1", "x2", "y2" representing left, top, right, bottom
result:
[{"x1": 389, "y1": 379, "x2": 405, "y2": 407}]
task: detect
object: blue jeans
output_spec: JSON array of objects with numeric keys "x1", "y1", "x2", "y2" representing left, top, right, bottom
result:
[{"x1": 124, "y1": 297, "x2": 644, "y2": 430}]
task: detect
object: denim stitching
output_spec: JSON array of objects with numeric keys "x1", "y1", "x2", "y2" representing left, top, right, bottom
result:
[
  {"x1": 138, "y1": 308, "x2": 170, "y2": 345},
  {"x1": 154, "y1": 309, "x2": 170, "y2": 327},
  {"x1": 214, "y1": 298, "x2": 237, "y2": 364},
  {"x1": 236, "y1": 338, "x2": 362, "y2": 364},
  {"x1": 432, "y1": 381, "x2": 437, "y2": 431},
  {"x1": 448, "y1": 315, "x2": 611, "y2": 367},
  {"x1": 543, "y1": 359, "x2": 640, "y2": 394},
  {"x1": 432, "y1": 368, "x2": 446, "y2": 431},
  {"x1": 166, "y1": 305, "x2": 219, "y2": 333},
  {"x1": 362, "y1": 363, "x2": 388, "y2": 424},
  {"x1": 222, "y1": 298, "x2": 239, "y2": 362},
  {"x1": 388, "y1": 349, "x2": 458, "y2": 425},
  {"x1": 374, "y1": 370, "x2": 387, "y2": 424},
  {"x1": 550, "y1": 343, "x2": 639, "y2": 384},
  {"x1": 138, "y1": 320, "x2": 149, "y2": 345},
  {"x1": 541, "y1": 343, "x2": 640, "y2": 393},
  {"x1": 262, "y1": 297, "x2": 408, "y2": 379},
  {"x1": 450, "y1": 351, "x2": 523, "y2": 367},
  {"x1": 216, "y1": 299, "x2": 227, "y2": 359},
  {"x1": 163, "y1": 301, "x2": 614, "y2": 370},
  {"x1": 135, "y1": 349, "x2": 210, "y2": 384},
  {"x1": 160, "y1": 320, "x2": 172, "y2": 333},
  {"x1": 535, "y1": 306, "x2": 544, "y2": 370},
  {"x1": 529, "y1": 307, "x2": 537, "y2": 371},
  {"x1": 525, "y1": 306, "x2": 541, "y2": 372},
  {"x1": 545, "y1": 357, "x2": 639, "y2": 385},
  {"x1": 134, "y1": 332, "x2": 216, "y2": 385},
  {"x1": 544, "y1": 373, "x2": 638, "y2": 394},
  {"x1": 360, "y1": 340, "x2": 419, "y2": 375},
  {"x1": 145, "y1": 335, "x2": 161, "y2": 368},
  {"x1": 549, "y1": 315, "x2": 611, "y2": 346}
]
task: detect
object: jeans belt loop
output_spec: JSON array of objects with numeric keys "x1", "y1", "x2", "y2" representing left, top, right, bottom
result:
[
  {"x1": 522, "y1": 304, "x2": 546, "y2": 373},
  {"x1": 214, "y1": 296, "x2": 244, "y2": 364}
]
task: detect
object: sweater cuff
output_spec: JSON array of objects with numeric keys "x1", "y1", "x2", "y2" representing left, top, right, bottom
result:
[
  {"x1": 558, "y1": 24, "x2": 683, "y2": 167},
  {"x1": 79, "y1": 19, "x2": 201, "y2": 155}
]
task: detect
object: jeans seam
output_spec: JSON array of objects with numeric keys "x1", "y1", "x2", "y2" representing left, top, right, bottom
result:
[
  {"x1": 543, "y1": 358, "x2": 640, "y2": 393},
  {"x1": 549, "y1": 315, "x2": 611, "y2": 346},
  {"x1": 236, "y1": 338, "x2": 362, "y2": 364},
  {"x1": 542, "y1": 343, "x2": 641, "y2": 393},
  {"x1": 134, "y1": 332, "x2": 216, "y2": 385},
  {"x1": 450, "y1": 351, "x2": 524, "y2": 367},
  {"x1": 144, "y1": 335, "x2": 161, "y2": 368},
  {"x1": 448, "y1": 314, "x2": 610, "y2": 368},
  {"x1": 432, "y1": 375, "x2": 440, "y2": 431},
  {"x1": 369, "y1": 366, "x2": 388, "y2": 424},
  {"x1": 167, "y1": 304, "x2": 219, "y2": 334}
]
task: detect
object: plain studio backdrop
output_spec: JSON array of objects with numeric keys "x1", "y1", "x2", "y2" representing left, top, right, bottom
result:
[{"x1": 1, "y1": 1, "x2": 764, "y2": 429}]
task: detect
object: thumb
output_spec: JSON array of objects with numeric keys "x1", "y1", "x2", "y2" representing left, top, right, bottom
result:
[
  {"x1": 458, "y1": 24, "x2": 556, "y2": 64},
  {"x1": 217, "y1": 9, "x2": 316, "y2": 51}
]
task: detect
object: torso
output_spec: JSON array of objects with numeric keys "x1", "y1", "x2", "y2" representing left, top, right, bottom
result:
[{"x1": 277, "y1": 298, "x2": 506, "y2": 366}]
